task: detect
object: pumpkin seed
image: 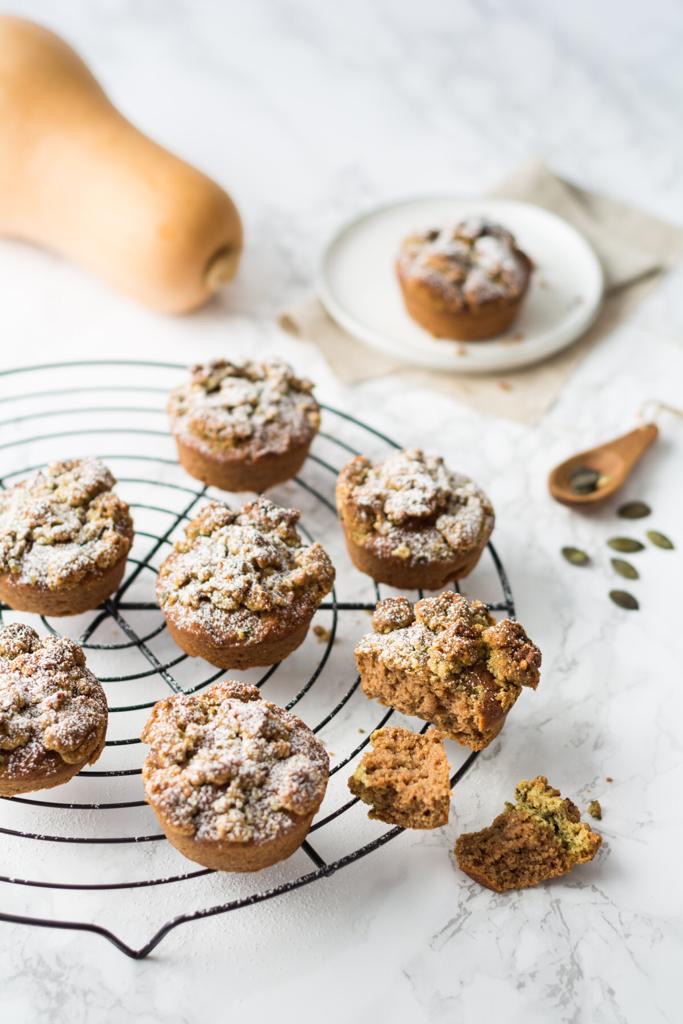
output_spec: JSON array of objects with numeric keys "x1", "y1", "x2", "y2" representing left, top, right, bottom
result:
[
  {"x1": 646, "y1": 530, "x2": 674, "y2": 550},
  {"x1": 617, "y1": 500, "x2": 651, "y2": 519},
  {"x1": 607, "y1": 537, "x2": 645, "y2": 553},
  {"x1": 561, "y1": 546, "x2": 590, "y2": 566},
  {"x1": 569, "y1": 466, "x2": 601, "y2": 495},
  {"x1": 609, "y1": 589, "x2": 639, "y2": 610},
  {"x1": 611, "y1": 558, "x2": 639, "y2": 580}
]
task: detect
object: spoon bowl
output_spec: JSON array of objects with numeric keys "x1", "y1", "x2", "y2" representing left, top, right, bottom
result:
[{"x1": 548, "y1": 423, "x2": 658, "y2": 508}]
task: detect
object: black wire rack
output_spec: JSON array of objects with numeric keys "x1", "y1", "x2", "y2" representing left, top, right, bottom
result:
[{"x1": 0, "y1": 360, "x2": 515, "y2": 959}]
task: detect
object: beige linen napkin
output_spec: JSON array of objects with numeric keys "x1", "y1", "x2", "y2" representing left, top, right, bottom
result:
[{"x1": 279, "y1": 158, "x2": 683, "y2": 423}]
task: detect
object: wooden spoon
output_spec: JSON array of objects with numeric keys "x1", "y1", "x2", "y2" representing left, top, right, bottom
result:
[{"x1": 548, "y1": 423, "x2": 658, "y2": 508}]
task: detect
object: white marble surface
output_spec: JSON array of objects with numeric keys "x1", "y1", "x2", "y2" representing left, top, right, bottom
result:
[{"x1": 1, "y1": 1, "x2": 682, "y2": 1021}]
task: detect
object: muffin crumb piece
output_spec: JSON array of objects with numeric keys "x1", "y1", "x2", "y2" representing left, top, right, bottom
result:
[
  {"x1": 455, "y1": 776, "x2": 602, "y2": 892},
  {"x1": 348, "y1": 726, "x2": 450, "y2": 829},
  {"x1": 588, "y1": 799, "x2": 602, "y2": 820}
]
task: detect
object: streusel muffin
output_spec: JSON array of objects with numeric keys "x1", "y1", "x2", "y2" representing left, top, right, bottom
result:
[
  {"x1": 0, "y1": 623, "x2": 108, "y2": 796},
  {"x1": 348, "y1": 726, "x2": 451, "y2": 829},
  {"x1": 455, "y1": 776, "x2": 602, "y2": 892},
  {"x1": 168, "y1": 359, "x2": 321, "y2": 492},
  {"x1": 336, "y1": 448, "x2": 494, "y2": 589},
  {"x1": 396, "y1": 218, "x2": 532, "y2": 340},
  {"x1": 157, "y1": 497, "x2": 335, "y2": 669},
  {"x1": 355, "y1": 592, "x2": 541, "y2": 750},
  {"x1": 0, "y1": 459, "x2": 133, "y2": 616},
  {"x1": 141, "y1": 681, "x2": 329, "y2": 871}
]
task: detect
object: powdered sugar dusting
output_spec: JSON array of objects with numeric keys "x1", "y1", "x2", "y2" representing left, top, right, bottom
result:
[
  {"x1": 0, "y1": 458, "x2": 133, "y2": 589},
  {"x1": 141, "y1": 681, "x2": 328, "y2": 843},
  {"x1": 157, "y1": 497, "x2": 335, "y2": 646},
  {"x1": 337, "y1": 448, "x2": 494, "y2": 565},
  {"x1": 168, "y1": 359, "x2": 320, "y2": 459},
  {"x1": 0, "y1": 623, "x2": 107, "y2": 784},
  {"x1": 397, "y1": 218, "x2": 531, "y2": 309}
]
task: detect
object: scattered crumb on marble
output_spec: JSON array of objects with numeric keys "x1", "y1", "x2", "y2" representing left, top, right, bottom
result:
[
  {"x1": 588, "y1": 799, "x2": 602, "y2": 820},
  {"x1": 606, "y1": 776, "x2": 613, "y2": 783},
  {"x1": 498, "y1": 381, "x2": 512, "y2": 391},
  {"x1": 358, "y1": 727, "x2": 366, "y2": 734},
  {"x1": 313, "y1": 624, "x2": 332, "y2": 643}
]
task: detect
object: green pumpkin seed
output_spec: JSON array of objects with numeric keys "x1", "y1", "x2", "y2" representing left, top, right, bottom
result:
[
  {"x1": 617, "y1": 500, "x2": 651, "y2": 519},
  {"x1": 569, "y1": 466, "x2": 601, "y2": 495},
  {"x1": 607, "y1": 537, "x2": 645, "y2": 553},
  {"x1": 609, "y1": 589, "x2": 639, "y2": 610},
  {"x1": 561, "y1": 546, "x2": 590, "y2": 566},
  {"x1": 646, "y1": 530, "x2": 674, "y2": 550},
  {"x1": 611, "y1": 558, "x2": 639, "y2": 580}
]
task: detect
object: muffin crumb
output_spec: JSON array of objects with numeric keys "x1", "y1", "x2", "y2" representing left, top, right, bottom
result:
[
  {"x1": 348, "y1": 726, "x2": 450, "y2": 829},
  {"x1": 455, "y1": 776, "x2": 602, "y2": 892}
]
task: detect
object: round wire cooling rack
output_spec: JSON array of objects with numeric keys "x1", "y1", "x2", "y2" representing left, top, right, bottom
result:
[{"x1": 0, "y1": 360, "x2": 516, "y2": 960}]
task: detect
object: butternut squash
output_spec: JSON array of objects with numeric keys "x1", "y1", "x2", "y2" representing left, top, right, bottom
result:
[{"x1": 0, "y1": 17, "x2": 242, "y2": 313}]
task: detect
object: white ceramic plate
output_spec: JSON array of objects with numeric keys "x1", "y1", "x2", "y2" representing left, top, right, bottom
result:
[{"x1": 318, "y1": 196, "x2": 604, "y2": 374}]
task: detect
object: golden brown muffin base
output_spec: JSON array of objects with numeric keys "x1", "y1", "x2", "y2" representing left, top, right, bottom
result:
[
  {"x1": 0, "y1": 728, "x2": 107, "y2": 797},
  {"x1": 0, "y1": 551, "x2": 128, "y2": 617},
  {"x1": 357, "y1": 660, "x2": 507, "y2": 751},
  {"x1": 151, "y1": 804, "x2": 317, "y2": 871},
  {"x1": 397, "y1": 262, "x2": 531, "y2": 341},
  {"x1": 165, "y1": 616, "x2": 311, "y2": 669},
  {"x1": 342, "y1": 531, "x2": 485, "y2": 589},
  {"x1": 175, "y1": 434, "x2": 312, "y2": 493}
]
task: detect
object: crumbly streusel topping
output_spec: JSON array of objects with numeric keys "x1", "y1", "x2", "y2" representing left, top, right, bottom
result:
[
  {"x1": 168, "y1": 359, "x2": 321, "y2": 458},
  {"x1": 362, "y1": 592, "x2": 541, "y2": 690},
  {"x1": 0, "y1": 623, "x2": 107, "y2": 775},
  {"x1": 0, "y1": 459, "x2": 133, "y2": 590},
  {"x1": 337, "y1": 449, "x2": 494, "y2": 565},
  {"x1": 397, "y1": 217, "x2": 531, "y2": 309},
  {"x1": 141, "y1": 681, "x2": 328, "y2": 843},
  {"x1": 157, "y1": 497, "x2": 335, "y2": 646}
]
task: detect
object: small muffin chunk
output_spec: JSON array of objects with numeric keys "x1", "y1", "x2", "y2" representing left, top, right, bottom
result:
[
  {"x1": 355, "y1": 592, "x2": 541, "y2": 750},
  {"x1": 348, "y1": 726, "x2": 451, "y2": 829},
  {"x1": 141, "y1": 681, "x2": 329, "y2": 871},
  {"x1": 396, "y1": 217, "x2": 532, "y2": 341},
  {"x1": 0, "y1": 623, "x2": 108, "y2": 795},
  {"x1": 336, "y1": 449, "x2": 494, "y2": 589},
  {"x1": 455, "y1": 776, "x2": 602, "y2": 892},
  {"x1": 157, "y1": 497, "x2": 335, "y2": 669},
  {"x1": 0, "y1": 458, "x2": 133, "y2": 616},
  {"x1": 168, "y1": 359, "x2": 321, "y2": 491}
]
